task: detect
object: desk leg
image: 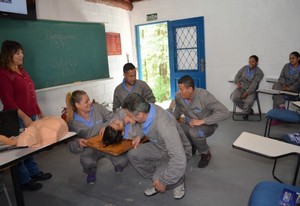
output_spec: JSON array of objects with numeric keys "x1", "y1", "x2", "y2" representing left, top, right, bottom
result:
[
  {"x1": 10, "y1": 164, "x2": 25, "y2": 206},
  {"x1": 292, "y1": 155, "x2": 300, "y2": 186},
  {"x1": 272, "y1": 158, "x2": 283, "y2": 183}
]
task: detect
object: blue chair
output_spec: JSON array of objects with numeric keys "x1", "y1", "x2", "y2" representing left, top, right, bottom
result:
[
  {"x1": 248, "y1": 181, "x2": 300, "y2": 206},
  {"x1": 264, "y1": 109, "x2": 300, "y2": 138}
]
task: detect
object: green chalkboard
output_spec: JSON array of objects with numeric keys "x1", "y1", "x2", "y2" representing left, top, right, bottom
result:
[{"x1": 0, "y1": 19, "x2": 109, "y2": 89}]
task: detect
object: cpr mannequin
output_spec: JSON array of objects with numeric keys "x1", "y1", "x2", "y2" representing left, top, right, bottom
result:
[{"x1": 0, "y1": 116, "x2": 68, "y2": 147}]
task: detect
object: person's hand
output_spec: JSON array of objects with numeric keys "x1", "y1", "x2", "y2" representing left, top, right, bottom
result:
[
  {"x1": 124, "y1": 115, "x2": 135, "y2": 124},
  {"x1": 236, "y1": 82, "x2": 242, "y2": 89},
  {"x1": 132, "y1": 136, "x2": 141, "y2": 149},
  {"x1": 152, "y1": 179, "x2": 166, "y2": 193},
  {"x1": 99, "y1": 127, "x2": 105, "y2": 136},
  {"x1": 23, "y1": 116, "x2": 33, "y2": 127},
  {"x1": 240, "y1": 92, "x2": 248, "y2": 99},
  {"x1": 79, "y1": 138, "x2": 88, "y2": 147},
  {"x1": 189, "y1": 119, "x2": 205, "y2": 127},
  {"x1": 282, "y1": 84, "x2": 290, "y2": 91},
  {"x1": 38, "y1": 112, "x2": 45, "y2": 119}
]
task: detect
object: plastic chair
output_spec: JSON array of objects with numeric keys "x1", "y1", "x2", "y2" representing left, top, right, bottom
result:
[
  {"x1": 264, "y1": 109, "x2": 300, "y2": 138},
  {"x1": 248, "y1": 181, "x2": 300, "y2": 206}
]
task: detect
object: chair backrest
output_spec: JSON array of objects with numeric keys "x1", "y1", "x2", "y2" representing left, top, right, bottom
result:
[{"x1": 0, "y1": 110, "x2": 20, "y2": 137}]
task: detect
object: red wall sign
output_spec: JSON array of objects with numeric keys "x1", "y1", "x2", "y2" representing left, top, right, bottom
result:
[{"x1": 106, "y1": 32, "x2": 122, "y2": 55}]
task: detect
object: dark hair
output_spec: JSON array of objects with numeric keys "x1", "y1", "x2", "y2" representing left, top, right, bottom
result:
[
  {"x1": 0, "y1": 40, "x2": 23, "y2": 71},
  {"x1": 123, "y1": 63, "x2": 136, "y2": 73},
  {"x1": 102, "y1": 125, "x2": 123, "y2": 146},
  {"x1": 178, "y1": 75, "x2": 195, "y2": 89},
  {"x1": 249, "y1": 55, "x2": 259, "y2": 62},
  {"x1": 65, "y1": 90, "x2": 87, "y2": 122},
  {"x1": 122, "y1": 93, "x2": 150, "y2": 115}
]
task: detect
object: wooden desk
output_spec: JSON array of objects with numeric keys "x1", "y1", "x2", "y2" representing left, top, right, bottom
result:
[
  {"x1": 233, "y1": 132, "x2": 300, "y2": 185},
  {"x1": 0, "y1": 131, "x2": 76, "y2": 206}
]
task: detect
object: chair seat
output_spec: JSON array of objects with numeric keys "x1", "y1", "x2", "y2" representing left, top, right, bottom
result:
[
  {"x1": 248, "y1": 181, "x2": 300, "y2": 206},
  {"x1": 266, "y1": 109, "x2": 300, "y2": 123}
]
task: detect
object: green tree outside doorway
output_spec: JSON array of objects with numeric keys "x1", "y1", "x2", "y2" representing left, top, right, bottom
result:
[{"x1": 138, "y1": 22, "x2": 170, "y2": 103}]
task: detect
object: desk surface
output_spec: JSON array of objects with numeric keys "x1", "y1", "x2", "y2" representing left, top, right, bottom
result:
[
  {"x1": 233, "y1": 132, "x2": 300, "y2": 158},
  {"x1": 266, "y1": 78, "x2": 278, "y2": 83},
  {"x1": 0, "y1": 131, "x2": 76, "y2": 169},
  {"x1": 292, "y1": 101, "x2": 300, "y2": 108},
  {"x1": 257, "y1": 88, "x2": 299, "y2": 96}
]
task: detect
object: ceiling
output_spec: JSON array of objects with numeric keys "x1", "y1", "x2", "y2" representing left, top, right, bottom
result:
[{"x1": 85, "y1": 0, "x2": 144, "y2": 11}]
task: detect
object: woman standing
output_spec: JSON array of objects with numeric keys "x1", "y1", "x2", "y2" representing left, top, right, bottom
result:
[{"x1": 0, "y1": 40, "x2": 52, "y2": 191}]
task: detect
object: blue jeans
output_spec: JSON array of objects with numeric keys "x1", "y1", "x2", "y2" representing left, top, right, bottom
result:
[{"x1": 18, "y1": 115, "x2": 40, "y2": 184}]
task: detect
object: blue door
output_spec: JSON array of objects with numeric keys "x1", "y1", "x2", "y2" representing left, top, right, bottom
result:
[{"x1": 168, "y1": 17, "x2": 206, "y2": 99}]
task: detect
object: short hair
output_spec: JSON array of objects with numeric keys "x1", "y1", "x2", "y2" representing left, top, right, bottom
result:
[
  {"x1": 178, "y1": 75, "x2": 195, "y2": 89},
  {"x1": 123, "y1": 63, "x2": 136, "y2": 73},
  {"x1": 102, "y1": 126, "x2": 123, "y2": 146},
  {"x1": 249, "y1": 55, "x2": 259, "y2": 62},
  {"x1": 0, "y1": 40, "x2": 23, "y2": 70},
  {"x1": 121, "y1": 93, "x2": 150, "y2": 115}
]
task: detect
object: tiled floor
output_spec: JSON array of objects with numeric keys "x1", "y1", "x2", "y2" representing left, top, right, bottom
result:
[{"x1": 1, "y1": 114, "x2": 299, "y2": 206}]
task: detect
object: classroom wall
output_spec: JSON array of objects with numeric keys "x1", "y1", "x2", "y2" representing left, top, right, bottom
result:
[
  {"x1": 0, "y1": 0, "x2": 133, "y2": 115},
  {"x1": 130, "y1": 0, "x2": 300, "y2": 112}
]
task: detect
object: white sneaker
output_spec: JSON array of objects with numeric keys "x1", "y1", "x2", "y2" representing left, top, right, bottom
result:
[
  {"x1": 173, "y1": 183, "x2": 185, "y2": 199},
  {"x1": 144, "y1": 187, "x2": 158, "y2": 196}
]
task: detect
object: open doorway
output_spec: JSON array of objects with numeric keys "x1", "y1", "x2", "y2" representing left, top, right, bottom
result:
[{"x1": 136, "y1": 22, "x2": 171, "y2": 107}]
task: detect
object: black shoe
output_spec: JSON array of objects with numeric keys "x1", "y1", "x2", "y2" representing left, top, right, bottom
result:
[
  {"x1": 249, "y1": 108, "x2": 254, "y2": 115},
  {"x1": 31, "y1": 171, "x2": 52, "y2": 181},
  {"x1": 198, "y1": 151, "x2": 211, "y2": 168},
  {"x1": 114, "y1": 165, "x2": 124, "y2": 174},
  {"x1": 192, "y1": 145, "x2": 197, "y2": 155},
  {"x1": 22, "y1": 180, "x2": 43, "y2": 191},
  {"x1": 243, "y1": 114, "x2": 249, "y2": 120}
]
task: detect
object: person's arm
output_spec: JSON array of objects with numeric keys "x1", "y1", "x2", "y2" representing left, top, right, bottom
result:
[
  {"x1": 233, "y1": 67, "x2": 244, "y2": 88},
  {"x1": 112, "y1": 87, "x2": 122, "y2": 113},
  {"x1": 141, "y1": 81, "x2": 156, "y2": 103},
  {"x1": 157, "y1": 125, "x2": 187, "y2": 186},
  {"x1": 278, "y1": 64, "x2": 288, "y2": 85},
  {"x1": 201, "y1": 92, "x2": 230, "y2": 125},
  {"x1": 173, "y1": 94, "x2": 183, "y2": 119},
  {"x1": 245, "y1": 68, "x2": 264, "y2": 95}
]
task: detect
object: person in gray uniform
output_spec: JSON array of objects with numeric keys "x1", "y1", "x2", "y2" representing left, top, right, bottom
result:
[
  {"x1": 65, "y1": 90, "x2": 121, "y2": 184},
  {"x1": 112, "y1": 63, "x2": 156, "y2": 112},
  {"x1": 230, "y1": 55, "x2": 264, "y2": 120},
  {"x1": 172, "y1": 75, "x2": 230, "y2": 168},
  {"x1": 122, "y1": 93, "x2": 192, "y2": 199},
  {"x1": 272, "y1": 51, "x2": 300, "y2": 109}
]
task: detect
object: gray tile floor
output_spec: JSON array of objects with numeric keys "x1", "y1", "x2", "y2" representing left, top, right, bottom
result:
[{"x1": 1, "y1": 114, "x2": 299, "y2": 206}]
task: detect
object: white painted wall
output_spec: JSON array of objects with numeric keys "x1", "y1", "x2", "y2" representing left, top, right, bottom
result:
[
  {"x1": 130, "y1": 0, "x2": 300, "y2": 112},
  {"x1": 0, "y1": 0, "x2": 133, "y2": 115},
  {"x1": 2, "y1": 0, "x2": 300, "y2": 115}
]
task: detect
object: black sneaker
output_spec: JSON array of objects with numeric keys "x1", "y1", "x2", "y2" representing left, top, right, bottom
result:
[
  {"x1": 198, "y1": 151, "x2": 211, "y2": 168},
  {"x1": 31, "y1": 171, "x2": 52, "y2": 181},
  {"x1": 22, "y1": 180, "x2": 43, "y2": 191},
  {"x1": 243, "y1": 114, "x2": 249, "y2": 120}
]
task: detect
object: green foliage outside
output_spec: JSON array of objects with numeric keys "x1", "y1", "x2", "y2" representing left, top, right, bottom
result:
[{"x1": 139, "y1": 22, "x2": 170, "y2": 103}]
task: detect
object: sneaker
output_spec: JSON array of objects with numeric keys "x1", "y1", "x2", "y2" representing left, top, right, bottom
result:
[
  {"x1": 30, "y1": 171, "x2": 52, "y2": 181},
  {"x1": 198, "y1": 151, "x2": 211, "y2": 168},
  {"x1": 87, "y1": 174, "x2": 96, "y2": 184},
  {"x1": 144, "y1": 187, "x2": 158, "y2": 197},
  {"x1": 242, "y1": 114, "x2": 249, "y2": 120},
  {"x1": 114, "y1": 165, "x2": 124, "y2": 174},
  {"x1": 173, "y1": 183, "x2": 185, "y2": 199},
  {"x1": 22, "y1": 180, "x2": 43, "y2": 191}
]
